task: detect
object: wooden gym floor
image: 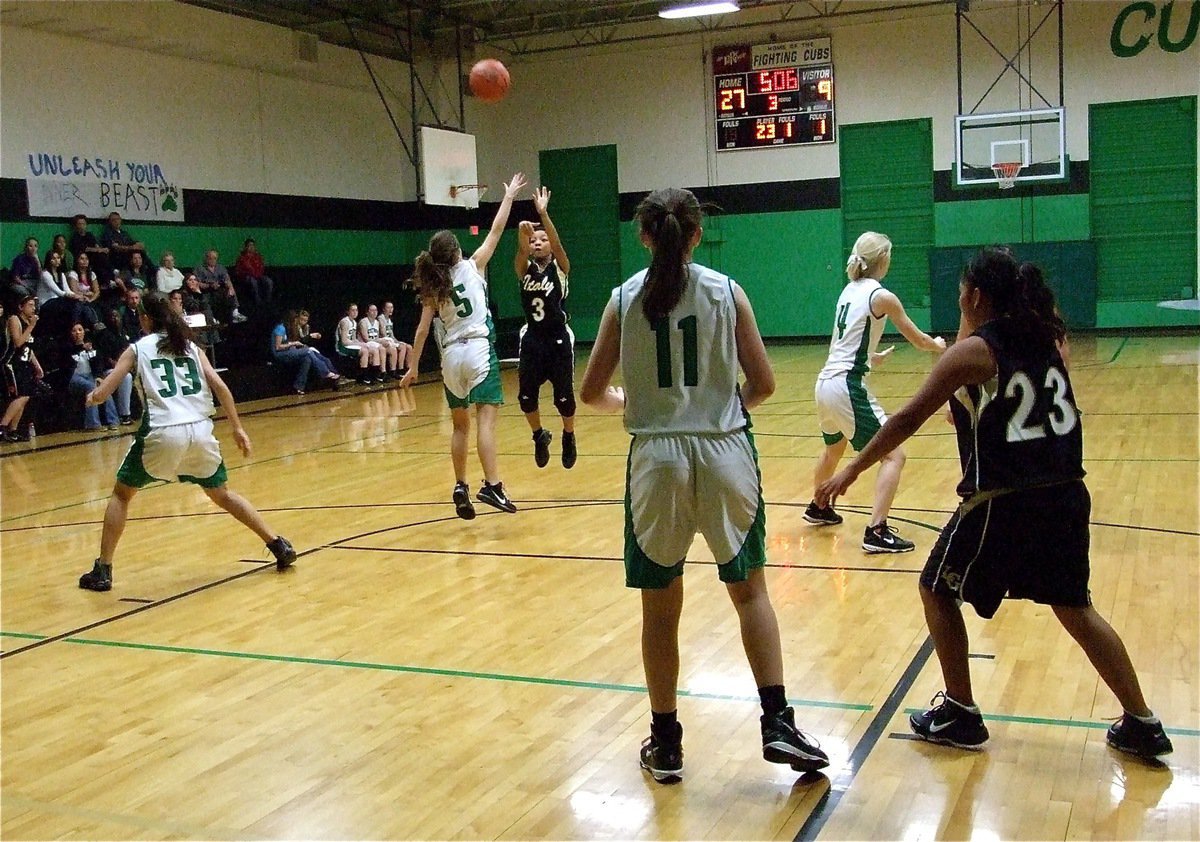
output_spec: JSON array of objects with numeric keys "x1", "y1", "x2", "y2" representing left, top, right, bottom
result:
[{"x1": 1, "y1": 335, "x2": 1196, "y2": 841}]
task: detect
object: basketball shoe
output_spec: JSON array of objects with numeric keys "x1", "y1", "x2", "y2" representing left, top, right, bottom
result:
[
  {"x1": 561, "y1": 431, "x2": 577, "y2": 469},
  {"x1": 453, "y1": 481, "x2": 476, "y2": 520},
  {"x1": 640, "y1": 722, "x2": 683, "y2": 784},
  {"x1": 266, "y1": 536, "x2": 296, "y2": 570},
  {"x1": 532, "y1": 428, "x2": 552, "y2": 468},
  {"x1": 1107, "y1": 713, "x2": 1173, "y2": 759},
  {"x1": 477, "y1": 481, "x2": 517, "y2": 513},
  {"x1": 909, "y1": 692, "x2": 989, "y2": 749},
  {"x1": 79, "y1": 560, "x2": 113, "y2": 592},
  {"x1": 803, "y1": 501, "x2": 843, "y2": 525},
  {"x1": 862, "y1": 520, "x2": 915, "y2": 553},
  {"x1": 761, "y1": 706, "x2": 830, "y2": 772}
]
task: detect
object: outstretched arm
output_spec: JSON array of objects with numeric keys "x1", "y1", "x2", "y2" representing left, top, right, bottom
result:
[
  {"x1": 579, "y1": 300, "x2": 625, "y2": 412},
  {"x1": 472, "y1": 172, "x2": 527, "y2": 271},
  {"x1": 398, "y1": 306, "x2": 435, "y2": 388},
  {"x1": 514, "y1": 221, "x2": 534, "y2": 280},
  {"x1": 873, "y1": 289, "x2": 946, "y2": 352},
  {"x1": 533, "y1": 187, "x2": 571, "y2": 276},
  {"x1": 87, "y1": 346, "x2": 136, "y2": 406}
]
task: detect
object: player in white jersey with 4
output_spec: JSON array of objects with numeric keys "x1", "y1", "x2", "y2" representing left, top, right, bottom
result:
[
  {"x1": 581, "y1": 187, "x2": 828, "y2": 784},
  {"x1": 401, "y1": 172, "x2": 526, "y2": 519},
  {"x1": 78, "y1": 292, "x2": 295, "y2": 591},
  {"x1": 805, "y1": 231, "x2": 945, "y2": 553}
]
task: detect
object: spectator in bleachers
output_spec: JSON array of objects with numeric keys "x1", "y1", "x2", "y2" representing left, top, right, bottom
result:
[
  {"x1": 272, "y1": 310, "x2": 340, "y2": 395},
  {"x1": 1, "y1": 295, "x2": 44, "y2": 442},
  {"x1": 233, "y1": 238, "x2": 275, "y2": 312},
  {"x1": 37, "y1": 250, "x2": 95, "y2": 334},
  {"x1": 69, "y1": 214, "x2": 109, "y2": 277},
  {"x1": 195, "y1": 249, "x2": 247, "y2": 323},
  {"x1": 337, "y1": 302, "x2": 380, "y2": 384},
  {"x1": 49, "y1": 234, "x2": 71, "y2": 269},
  {"x1": 116, "y1": 288, "x2": 145, "y2": 341},
  {"x1": 295, "y1": 309, "x2": 321, "y2": 344},
  {"x1": 99, "y1": 212, "x2": 145, "y2": 273},
  {"x1": 167, "y1": 289, "x2": 185, "y2": 313},
  {"x1": 10, "y1": 237, "x2": 41, "y2": 294},
  {"x1": 156, "y1": 251, "x2": 184, "y2": 293},
  {"x1": 378, "y1": 300, "x2": 413, "y2": 378},
  {"x1": 65, "y1": 322, "x2": 120, "y2": 431},
  {"x1": 122, "y1": 251, "x2": 151, "y2": 293},
  {"x1": 67, "y1": 253, "x2": 103, "y2": 327},
  {"x1": 37, "y1": 250, "x2": 77, "y2": 307},
  {"x1": 181, "y1": 272, "x2": 221, "y2": 349}
]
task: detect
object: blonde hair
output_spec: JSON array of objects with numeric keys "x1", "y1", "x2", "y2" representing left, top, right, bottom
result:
[{"x1": 846, "y1": 231, "x2": 892, "y2": 281}]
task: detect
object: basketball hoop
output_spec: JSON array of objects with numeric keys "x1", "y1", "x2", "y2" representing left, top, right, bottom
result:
[
  {"x1": 449, "y1": 183, "x2": 488, "y2": 199},
  {"x1": 991, "y1": 162, "x2": 1022, "y2": 190}
]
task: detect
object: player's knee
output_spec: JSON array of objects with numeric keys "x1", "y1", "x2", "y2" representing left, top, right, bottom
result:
[
  {"x1": 554, "y1": 393, "x2": 576, "y2": 418},
  {"x1": 518, "y1": 393, "x2": 539, "y2": 414},
  {"x1": 884, "y1": 445, "x2": 906, "y2": 467}
]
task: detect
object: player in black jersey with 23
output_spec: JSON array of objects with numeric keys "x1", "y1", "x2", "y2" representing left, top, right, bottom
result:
[
  {"x1": 514, "y1": 186, "x2": 578, "y2": 469},
  {"x1": 816, "y1": 246, "x2": 1173, "y2": 760}
]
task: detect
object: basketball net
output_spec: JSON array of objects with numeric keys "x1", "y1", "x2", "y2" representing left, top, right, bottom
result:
[
  {"x1": 449, "y1": 184, "x2": 488, "y2": 199},
  {"x1": 992, "y1": 162, "x2": 1022, "y2": 190}
]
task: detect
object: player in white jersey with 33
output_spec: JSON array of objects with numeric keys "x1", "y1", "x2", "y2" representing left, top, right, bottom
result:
[
  {"x1": 805, "y1": 231, "x2": 945, "y2": 553},
  {"x1": 401, "y1": 172, "x2": 526, "y2": 519},
  {"x1": 78, "y1": 293, "x2": 295, "y2": 591},
  {"x1": 581, "y1": 187, "x2": 828, "y2": 784}
]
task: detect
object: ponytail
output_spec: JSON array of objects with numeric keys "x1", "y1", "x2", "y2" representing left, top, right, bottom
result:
[
  {"x1": 141, "y1": 291, "x2": 193, "y2": 356},
  {"x1": 1016, "y1": 262, "x2": 1066, "y2": 347},
  {"x1": 635, "y1": 188, "x2": 703, "y2": 322},
  {"x1": 963, "y1": 247, "x2": 1065, "y2": 350},
  {"x1": 846, "y1": 231, "x2": 892, "y2": 281},
  {"x1": 409, "y1": 230, "x2": 460, "y2": 307}
]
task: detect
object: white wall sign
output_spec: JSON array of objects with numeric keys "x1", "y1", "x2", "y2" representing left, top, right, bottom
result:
[{"x1": 24, "y1": 152, "x2": 184, "y2": 221}]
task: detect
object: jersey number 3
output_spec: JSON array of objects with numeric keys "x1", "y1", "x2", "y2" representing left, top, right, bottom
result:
[
  {"x1": 1004, "y1": 366, "x2": 1077, "y2": 442},
  {"x1": 150, "y1": 356, "x2": 203, "y2": 398}
]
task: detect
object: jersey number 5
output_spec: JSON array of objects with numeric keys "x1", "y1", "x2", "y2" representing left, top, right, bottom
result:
[
  {"x1": 1004, "y1": 366, "x2": 1077, "y2": 442},
  {"x1": 150, "y1": 356, "x2": 203, "y2": 398},
  {"x1": 449, "y1": 283, "x2": 474, "y2": 318},
  {"x1": 653, "y1": 315, "x2": 698, "y2": 388}
]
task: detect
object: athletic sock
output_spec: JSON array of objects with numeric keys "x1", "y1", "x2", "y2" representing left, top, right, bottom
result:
[
  {"x1": 945, "y1": 694, "x2": 981, "y2": 714},
  {"x1": 651, "y1": 709, "x2": 680, "y2": 743},
  {"x1": 758, "y1": 684, "x2": 788, "y2": 718},
  {"x1": 1130, "y1": 711, "x2": 1160, "y2": 724}
]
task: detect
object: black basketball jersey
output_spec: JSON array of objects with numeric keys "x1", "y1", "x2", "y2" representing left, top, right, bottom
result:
[
  {"x1": 952, "y1": 319, "x2": 1084, "y2": 497},
  {"x1": 520, "y1": 257, "x2": 568, "y2": 334}
]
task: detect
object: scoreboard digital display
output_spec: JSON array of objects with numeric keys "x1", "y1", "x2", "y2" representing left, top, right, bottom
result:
[{"x1": 712, "y1": 38, "x2": 835, "y2": 151}]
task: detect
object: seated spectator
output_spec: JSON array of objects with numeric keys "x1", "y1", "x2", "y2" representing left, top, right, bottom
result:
[
  {"x1": 195, "y1": 249, "x2": 246, "y2": 324},
  {"x1": 180, "y1": 272, "x2": 221, "y2": 349},
  {"x1": 92, "y1": 309, "x2": 136, "y2": 426},
  {"x1": 99, "y1": 212, "x2": 145, "y2": 273},
  {"x1": 64, "y1": 322, "x2": 121, "y2": 431},
  {"x1": 10, "y1": 237, "x2": 41, "y2": 295},
  {"x1": 272, "y1": 310, "x2": 340, "y2": 395},
  {"x1": 67, "y1": 253, "x2": 104, "y2": 328},
  {"x1": 233, "y1": 238, "x2": 275, "y2": 312},
  {"x1": 1, "y1": 295, "x2": 44, "y2": 442},
  {"x1": 167, "y1": 288, "x2": 185, "y2": 313},
  {"x1": 37, "y1": 250, "x2": 92, "y2": 335},
  {"x1": 358, "y1": 303, "x2": 401, "y2": 381},
  {"x1": 156, "y1": 251, "x2": 184, "y2": 293},
  {"x1": 49, "y1": 234, "x2": 71, "y2": 269},
  {"x1": 69, "y1": 214, "x2": 110, "y2": 278},
  {"x1": 121, "y1": 251, "x2": 151, "y2": 293},
  {"x1": 336, "y1": 302, "x2": 381, "y2": 384},
  {"x1": 295, "y1": 309, "x2": 321, "y2": 344},
  {"x1": 378, "y1": 300, "x2": 413, "y2": 379}
]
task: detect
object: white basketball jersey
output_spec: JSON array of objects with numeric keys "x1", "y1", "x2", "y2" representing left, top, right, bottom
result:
[
  {"x1": 818, "y1": 279, "x2": 886, "y2": 380},
  {"x1": 616, "y1": 263, "x2": 745, "y2": 435},
  {"x1": 436, "y1": 259, "x2": 491, "y2": 347},
  {"x1": 132, "y1": 334, "x2": 214, "y2": 427},
  {"x1": 360, "y1": 317, "x2": 381, "y2": 341}
]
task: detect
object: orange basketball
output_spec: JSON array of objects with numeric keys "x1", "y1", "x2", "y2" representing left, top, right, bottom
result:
[{"x1": 469, "y1": 58, "x2": 510, "y2": 103}]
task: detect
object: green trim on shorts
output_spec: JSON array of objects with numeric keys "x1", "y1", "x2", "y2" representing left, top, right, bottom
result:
[
  {"x1": 444, "y1": 337, "x2": 504, "y2": 409},
  {"x1": 716, "y1": 426, "x2": 767, "y2": 584},
  {"x1": 623, "y1": 435, "x2": 684, "y2": 590},
  {"x1": 847, "y1": 372, "x2": 882, "y2": 451},
  {"x1": 115, "y1": 415, "x2": 227, "y2": 489},
  {"x1": 822, "y1": 430, "x2": 845, "y2": 446},
  {"x1": 179, "y1": 463, "x2": 228, "y2": 488}
]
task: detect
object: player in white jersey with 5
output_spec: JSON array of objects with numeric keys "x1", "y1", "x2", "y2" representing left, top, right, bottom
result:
[
  {"x1": 805, "y1": 231, "x2": 945, "y2": 553},
  {"x1": 78, "y1": 292, "x2": 295, "y2": 591},
  {"x1": 401, "y1": 172, "x2": 526, "y2": 519},
  {"x1": 581, "y1": 187, "x2": 828, "y2": 784}
]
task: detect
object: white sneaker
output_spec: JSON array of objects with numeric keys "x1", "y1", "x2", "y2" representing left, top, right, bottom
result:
[{"x1": 231, "y1": 309, "x2": 248, "y2": 324}]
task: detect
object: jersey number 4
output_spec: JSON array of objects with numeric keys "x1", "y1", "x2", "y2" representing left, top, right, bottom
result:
[
  {"x1": 1004, "y1": 366, "x2": 1077, "y2": 442},
  {"x1": 653, "y1": 315, "x2": 698, "y2": 388},
  {"x1": 150, "y1": 356, "x2": 203, "y2": 398}
]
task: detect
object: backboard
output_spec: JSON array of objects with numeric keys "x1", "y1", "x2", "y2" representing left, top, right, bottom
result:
[
  {"x1": 419, "y1": 126, "x2": 480, "y2": 208},
  {"x1": 955, "y1": 107, "x2": 1066, "y2": 188}
]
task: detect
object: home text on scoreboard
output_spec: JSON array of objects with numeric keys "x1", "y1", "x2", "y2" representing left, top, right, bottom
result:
[{"x1": 711, "y1": 38, "x2": 835, "y2": 151}]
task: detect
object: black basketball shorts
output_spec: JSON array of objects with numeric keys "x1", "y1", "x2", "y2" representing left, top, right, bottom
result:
[
  {"x1": 518, "y1": 328, "x2": 575, "y2": 414},
  {"x1": 920, "y1": 480, "x2": 1092, "y2": 619}
]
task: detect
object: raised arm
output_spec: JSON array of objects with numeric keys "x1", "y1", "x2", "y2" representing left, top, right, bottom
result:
[
  {"x1": 732, "y1": 284, "x2": 775, "y2": 410},
  {"x1": 87, "y1": 346, "x2": 136, "y2": 406},
  {"x1": 872, "y1": 289, "x2": 946, "y2": 352},
  {"x1": 579, "y1": 299, "x2": 626, "y2": 412},
  {"x1": 471, "y1": 172, "x2": 526, "y2": 271},
  {"x1": 397, "y1": 305, "x2": 435, "y2": 388},
  {"x1": 198, "y1": 346, "x2": 252, "y2": 456},
  {"x1": 514, "y1": 221, "x2": 534, "y2": 280},
  {"x1": 533, "y1": 187, "x2": 571, "y2": 275}
]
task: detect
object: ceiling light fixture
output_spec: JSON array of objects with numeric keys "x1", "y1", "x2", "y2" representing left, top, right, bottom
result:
[{"x1": 659, "y1": 2, "x2": 741, "y2": 20}]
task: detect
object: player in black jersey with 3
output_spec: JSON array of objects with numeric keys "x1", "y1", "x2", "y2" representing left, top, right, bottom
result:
[
  {"x1": 816, "y1": 246, "x2": 1173, "y2": 761},
  {"x1": 514, "y1": 186, "x2": 578, "y2": 468}
]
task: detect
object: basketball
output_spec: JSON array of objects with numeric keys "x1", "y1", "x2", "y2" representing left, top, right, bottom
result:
[{"x1": 469, "y1": 58, "x2": 510, "y2": 103}]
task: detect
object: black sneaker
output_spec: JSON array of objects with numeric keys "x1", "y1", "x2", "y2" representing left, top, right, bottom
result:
[
  {"x1": 453, "y1": 481, "x2": 476, "y2": 520},
  {"x1": 562, "y1": 431, "x2": 577, "y2": 469},
  {"x1": 120, "y1": 415, "x2": 134, "y2": 426},
  {"x1": 477, "y1": 481, "x2": 517, "y2": 513},
  {"x1": 1107, "y1": 713, "x2": 1174, "y2": 759},
  {"x1": 803, "y1": 501, "x2": 843, "y2": 525},
  {"x1": 862, "y1": 520, "x2": 915, "y2": 553},
  {"x1": 909, "y1": 692, "x2": 989, "y2": 749},
  {"x1": 533, "y1": 428, "x2": 552, "y2": 468},
  {"x1": 4, "y1": 428, "x2": 30, "y2": 443},
  {"x1": 266, "y1": 536, "x2": 296, "y2": 570},
  {"x1": 639, "y1": 725, "x2": 683, "y2": 784},
  {"x1": 761, "y1": 706, "x2": 830, "y2": 772},
  {"x1": 79, "y1": 560, "x2": 113, "y2": 592}
]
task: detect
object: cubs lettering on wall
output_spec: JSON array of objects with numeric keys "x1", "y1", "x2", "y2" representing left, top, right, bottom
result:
[
  {"x1": 1111, "y1": 0, "x2": 1199, "y2": 56},
  {"x1": 24, "y1": 152, "x2": 184, "y2": 221}
]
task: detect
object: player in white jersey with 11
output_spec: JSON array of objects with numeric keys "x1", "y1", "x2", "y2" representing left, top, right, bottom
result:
[
  {"x1": 78, "y1": 293, "x2": 295, "y2": 591},
  {"x1": 581, "y1": 187, "x2": 828, "y2": 784},
  {"x1": 805, "y1": 231, "x2": 945, "y2": 553},
  {"x1": 401, "y1": 172, "x2": 526, "y2": 519}
]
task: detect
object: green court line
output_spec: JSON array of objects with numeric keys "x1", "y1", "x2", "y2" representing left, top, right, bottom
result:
[
  {"x1": 901, "y1": 707, "x2": 1199, "y2": 738},
  {"x1": 1108, "y1": 336, "x2": 1130, "y2": 365},
  {"x1": 0, "y1": 632, "x2": 869, "y2": 712}
]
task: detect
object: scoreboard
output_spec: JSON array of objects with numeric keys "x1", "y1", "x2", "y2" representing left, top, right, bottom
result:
[{"x1": 712, "y1": 38, "x2": 835, "y2": 151}]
